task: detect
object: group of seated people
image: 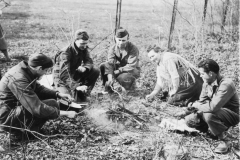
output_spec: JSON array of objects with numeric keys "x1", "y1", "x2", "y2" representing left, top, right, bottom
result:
[{"x1": 0, "y1": 28, "x2": 238, "y2": 154}]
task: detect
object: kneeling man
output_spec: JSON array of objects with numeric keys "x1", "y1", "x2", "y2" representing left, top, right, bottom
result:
[
  {"x1": 0, "y1": 53, "x2": 77, "y2": 140},
  {"x1": 100, "y1": 28, "x2": 140, "y2": 93},
  {"x1": 53, "y1": 29, "x2": 100, "y2": 102}
]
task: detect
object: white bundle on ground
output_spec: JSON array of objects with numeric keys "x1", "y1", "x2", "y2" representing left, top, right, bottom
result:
[{"x1": 159, "y1": 118, "x2": 199, "y2": 133}]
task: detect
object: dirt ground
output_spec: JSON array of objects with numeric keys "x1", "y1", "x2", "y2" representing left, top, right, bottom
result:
[{"x1": 0, "y1": 0, "x2": 239, "y2": 159}]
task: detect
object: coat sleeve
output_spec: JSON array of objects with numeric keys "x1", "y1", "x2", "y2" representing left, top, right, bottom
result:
[
  {"x1": 82, "y1": 50, "x2": 93, "y2": 70},
  {"x1": 119, "y1": 45, "x2": 139, "y2": 72},
  {"x1": 165, "y1": 59, "x2": 180, "y2": 94},
  {"x1": 7, "y1": 75, "x2": 60, "y2": 119},
  {"x1": 34, "y1": 82, "x2": 58, "y2": 100},
  {"x1": 198, "y1": 83, "x2": 210, "y2": 102},
  {"x1": 57, "y1": 50, "x2": 76, "y2": 82},
  {"x1": 196, "y1": 81, "x2": 236, "y2": 113},
  {"x1": 59, "y1": 50, "x2": 72, "y2": 71},
  {"x1": 156, "y1": 67, "x2": 164, "y2": 88},
  {"x1": 105, "y1": 46, "x2": 116, "y2": 74},
  {"x1": 107, "y1": 46, "x2": 116, "y2": 65}
]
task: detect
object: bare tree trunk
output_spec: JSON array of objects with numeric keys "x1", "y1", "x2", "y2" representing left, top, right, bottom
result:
[
  {"x1": 168, "y1": 0, "x2": 178, "y2": 50},
  {"x1": 221, "y1": 0, "x2": 230, "y2": 33},
  {"x1": 201, "y1": 0, "x2": 208, "y2": 54},
  {"x1": 202, "y1": 0, "x2": 208, "y2": 25},
  {"x1": 209, "y1": 1, "x2": 215, "y2": 33},
  {"x1": 117, "y1": 0, "x2": 122, "y2": 29},
  {"x1": 114, "y1": 0, "x2": 119, "y2": 36},
  {"x1": 114, "y1": 0, "x2": 122, "y2": 37}
]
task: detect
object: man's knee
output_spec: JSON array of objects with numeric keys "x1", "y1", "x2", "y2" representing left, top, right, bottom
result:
[
  {"x1": 57, "y1": 86, "x2": 70, "y2": 95},
  {"x1": 116, "y1": 73, "x2": 135, "y2": 90},
  {"x1": 92, "y1": 67, "x2": 100, "y2": 76},
  {"x1": 132, "y1": 68, "x2": 140, "y2": 79},
  {"x1": 42, "y1": 99, "x2": 59, "y2": 109},
  {"x1": 167, "y1": 94, "x2": 184, "y2": 106},
  {"x1": 90, "y1": 67, "x2": 100, "y2": 79},
  {"x1": 99, "y1": 62, "x2": 107, "y2": 71},
  {"x1": 202, "y1": 113, "x2": 215, "y2": 124}
]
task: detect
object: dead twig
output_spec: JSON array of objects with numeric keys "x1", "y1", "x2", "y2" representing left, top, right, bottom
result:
[
  {"x1": 200, "y1": 134, "x2": 216, "y2": 158},
  {"x1": 0, "y1": 124, "x2": 80, "y2": 139},
  {"x1": 116, "y1": 104, "x2": 147, "y2": 123}
]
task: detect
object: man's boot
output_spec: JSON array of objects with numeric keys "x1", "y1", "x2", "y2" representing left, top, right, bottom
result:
[{"x1": 214, "y1": 132, "x2": 231, "y2": 154}]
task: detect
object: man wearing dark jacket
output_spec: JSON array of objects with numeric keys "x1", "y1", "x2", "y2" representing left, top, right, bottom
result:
[
  {"x1": 100, "y1": 28, "x2": 140, "y2": 93},
  {"x1": 53, "y1": 29, "x2": 99, "y2": 102},
  {"x1": 0, "y1": 53, "x2": 77, "y2": 139}
]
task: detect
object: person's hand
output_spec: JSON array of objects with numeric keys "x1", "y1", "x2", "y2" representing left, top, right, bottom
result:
[
  {"x1": 169, "y1": 90, "x2": 176, "y2": 97},
  {"x1": 77, "y1": 66, "x2": 87, "y2": 73},
  {"x1": 66, "y1": 111, "x2": 77, "y2": 118},
  {"x1": 58, "y1": 93, "x2": 74, "y2": 102},
  {"x1": 114, "y1": 70, "x2": 120, "y2": 75},
  {"x1": 145, "y1": 94, "x2": 155, "y2": 102},
  {"x1": 191, "y1": 102, "x2": 200, "y2": 108},
  {"x1": 76, "y1": 85, "x2": 88, "y2": 93},
  {"x1": 175, "y1": 107, "x2": 191, "y2": 118},
  {"x1": 187, "y1": 102, "x2": 193, "y2": 107},
  {"x1": 175, "y1": 110, "x2": 188, "y2": 118},
  {"x1": 106, "y1": 79, "x2": 113, "y2": 87},
  {"x1": 187, "y1": 106, "x2": 198, "y2": 112}
]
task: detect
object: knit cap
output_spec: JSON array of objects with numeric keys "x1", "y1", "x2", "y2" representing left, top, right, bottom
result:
[
  {"x1": 75, "y1": 29, "x2": 89, "y2": 41},
  {"x1": 116, "y1": 28, "x2": 129, "y2": 38},
  {"x1": 28, "y1": 53, "x2": 53, "y2": 69}
]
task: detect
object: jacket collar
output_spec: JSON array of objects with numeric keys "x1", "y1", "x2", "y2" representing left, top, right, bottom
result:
[
  {"x1": 71, "y1": 42, "x2": 79, "y2": 55},
  {"x1": 20, "y1": 61, "x2": 39, "y2": 80},
  {"x1": 71, "y1": 42, "x2": 88, "y2": 55},
  {"x1": 210, "y1": 80, "x2": 218, "y2": 87},
  {"x1": 114, "y1": 41, "x2": 130, "y2": 58},
  {"x1": 216, "y1": 75, "x2": 223, "y2": 86},
  {"x1": 209, "y1": 75, "x2": 223, "y2": 87}
]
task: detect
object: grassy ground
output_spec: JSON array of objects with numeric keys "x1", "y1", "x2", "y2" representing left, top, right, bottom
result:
[{"x1": 0, "y1": 0, "x2": 239, "y2": 159}]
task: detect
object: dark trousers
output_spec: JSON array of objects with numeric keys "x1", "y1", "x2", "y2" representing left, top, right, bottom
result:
[
  {"x1": 100, "y1": 62, "x2": 140, "y2": 90},
  {"x1": 57, "y1": 67, "x2": 99, "y2": 102},
  {"x1": 168, "y1": 69, "x2": 203, "y2": 106},
  {"x1": 0, "y1": 99, "x2": 59, "y2": 136},
  {"x1": 186, "y1": 108, "x2": 239, "y2": 136},
  {"x1": 202, "y1": 108, "x2": 239, "y2": 136}
]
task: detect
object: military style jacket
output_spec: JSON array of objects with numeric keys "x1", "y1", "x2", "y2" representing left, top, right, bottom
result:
[
  {"x1": 196, "y1": 76, "x2": 239, "y2": 114},
  {"x1": 53, "y1": 42, "x2": 93, "y2": 87},
  {"x1": 0, "y1": 61, "x2": 59, "y2": 126},
  {"x1": 107, "y1": 41, "x2": 140, "y2": 74}
]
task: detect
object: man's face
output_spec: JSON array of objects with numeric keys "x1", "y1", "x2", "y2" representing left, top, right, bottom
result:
[
  {"x1": 75, "y1": 39, "x2": 88, "y2": 50},
  {"x1": 35, "y1": 67, "x2": 50, "y2": 79},
  {"x1": 148, "y1": 50, "x2": 160, "y2": 64},
  {"x1": 115, "y1": 35, "x2": 128, "y2": 49},
  {"x1": 199, "y1": 68, "x2": 216, "y2": 84}
]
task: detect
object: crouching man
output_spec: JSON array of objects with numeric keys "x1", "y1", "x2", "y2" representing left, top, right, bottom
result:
[
  {"x1": 100, "y1": 28, "x2": 140, "y2": 93},
  {"x1": 0, "y1": 53, "x2": 77, "y2": 140},
  {"x1": 53, "y1": 29, "x2": 99, "y2": 102},
  {"x1": 181, "y1": 59, "x2": 239, "y2": 154}
]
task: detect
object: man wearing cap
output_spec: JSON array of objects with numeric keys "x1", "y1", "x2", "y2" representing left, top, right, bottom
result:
[
  {"x1": 0, "y1": 53, "x2": 77, "y2": 140},
  {"x1": 100, "y1": 28, "x2": 140, "y2": 93},
  {"x1": 53, "y1": 29, "x2": 99, "y2": 102}
]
